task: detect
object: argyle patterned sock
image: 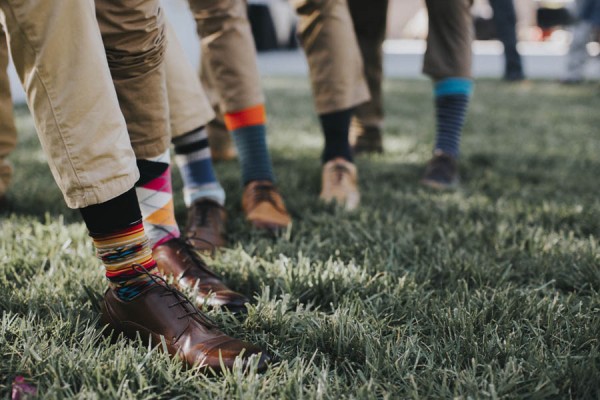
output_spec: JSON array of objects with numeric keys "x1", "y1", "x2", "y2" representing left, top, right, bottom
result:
[{"x1": 135, "y1": 149, "x2": 181, "y2": 248}]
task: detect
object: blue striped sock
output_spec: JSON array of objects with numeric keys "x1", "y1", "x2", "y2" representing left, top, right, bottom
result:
[
  {"x1": 230, "y1": 124, "x2": 275, "y2": 185},
  {"x1": 433, "y1": 78, "x2": 473, "y2": 158},
  {"x1": 172, "y1": 127, "x2": 225, "y2": 206}
]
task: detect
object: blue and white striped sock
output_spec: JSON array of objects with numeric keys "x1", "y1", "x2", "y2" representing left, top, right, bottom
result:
[
  {"x1": 433, "y1": 78, "x2": 473, "y2": 158},
  {"x1": 172, "y1": 127, "x2": 226, "y2": 207}
]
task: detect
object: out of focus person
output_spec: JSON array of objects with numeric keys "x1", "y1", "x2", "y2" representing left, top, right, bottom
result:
[
  {"x1": 489, "y1": 0, "x2": 526, "y2": 81},
  {"x1": 0, "y1": 25, "x2": 16, "y2": 208},
  {"x1": 562, "y1": 0, "x2": 600, "y2": 83},
  {"x1": 349, "y1": 0, "x2": 475, "y2": 190}
]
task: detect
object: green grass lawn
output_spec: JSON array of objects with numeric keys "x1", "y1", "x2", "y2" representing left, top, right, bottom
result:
[{"x1": 1, "y1": 78, "x2": 599, "y2": 399}]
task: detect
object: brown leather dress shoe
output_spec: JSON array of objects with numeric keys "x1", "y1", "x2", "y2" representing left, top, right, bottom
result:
[
  {"x1": 350, "y1": 125, "x2": 384, "y2": 155},
  {"x1": 420, "y1": 151, "x2": 460, "y2": 190},
  {"x1": 242, "y1": 180, "x2": 291, "y2": 232},
  {"x1": 319, "y1": 158, "x2": 360, "y2": 211},
  {"x1": 100, "y1": 282, "x2": 270, "y2": 372},
  {"x1": 184, "y1": 198, "x2": 227, "y2": 252},
  {"x1": 153, "y1": 238, "x2": 249, "y2": 312}
]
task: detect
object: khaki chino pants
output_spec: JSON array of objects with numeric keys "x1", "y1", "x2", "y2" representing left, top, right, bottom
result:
[
  {"x1": 189, "y1": 0, "x2": 370, "y2": 116},
  {"x1": 348, "y1": 0, "x2": 474, "y2": 132},
  {"x1": 0, "y1": 24, "x2": 15, "y2": 196},
  {"x1": 0, "y1": 0, "x2": 214, "y2": 208}
]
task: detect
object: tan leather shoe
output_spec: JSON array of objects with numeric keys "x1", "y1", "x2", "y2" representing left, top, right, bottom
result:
[
  {"x1": 153, "y1": 238, "x2": 249, "y2": 312},
  {"x1": 207, "y1": 119, "x2": 237, "y2": 162},
  {"x1": 100, "y1": 280, "x2": 270, "y2": 372},
  {"x1": 242, "y1": 180, "x2": 291, "y2": 232},
  {"x1": 184, "y1": 198, "x2": 227, "y2": 252},
  {"x1": 319, "y1": 158, "x2": 360, "y2": 211}
]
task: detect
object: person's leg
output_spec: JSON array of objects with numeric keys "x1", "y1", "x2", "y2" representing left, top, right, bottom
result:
[
  {"x1": 563, "y1": 19, "x2": 593, "y2": 83},
  {"x1": 189, "y1": 0, "x2": 291, "y2": 231},
  {"x1": 96, "y1": 1, "x2": 248, "y2": 309},
  {"x1": 0, "y1": 0, "x2": 268, "y2": 371},
  {"x1": 421, "y1": 0, "x2": 474, "y2": 190},
  {"x1": 0, "y1": 25, "x2": 16, "y2": 205},
  {"x1": 164, "y1": 22, "x2": 228, "y2": 251},
  {"x1": 292, "y1": 0, "x2": 369, "y2": 210},
  {"x1": 489, "y1": 0, "x2": 525, "y2": 81},
  {"x1": 347, "y1": 0, "x2": 388, "y2": 154}
]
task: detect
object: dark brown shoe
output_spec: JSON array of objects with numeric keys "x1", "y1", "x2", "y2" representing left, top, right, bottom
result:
[
  {"x1": 153, "y1": 238, "x2": 249, "y2": 312},
  {"x1": 420, "y1": 151, "x2": 460, "y2": 190},
  {"x1": 184, "y1": 198, "x2": 227, "y2": 252},
  {"x1": 100, "y1": 281, "x2": 270, "y2": 372},
  {"x1": 350, "y1": 125, "x2": 383, "y2": 155}
]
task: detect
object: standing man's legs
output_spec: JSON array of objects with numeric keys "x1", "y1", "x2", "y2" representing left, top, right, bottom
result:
[
  {"x1": 293, "y1": 0, "x2": 370, "y2": 210},
  {"x1": 189, "y1": 0, "x2": 291, "y2": 232},
  {"x1": 563, "y1": 19, "x2": 594, "y2": 83},
  {"x1": 489, "y1": 0, "x2": 525, "y2": 81},
  {"x1": 347, "y1": 0, "x2": 388, "y2": 154},
  {"x1": 0, "y1": 0, "x2": 268, "y2": 371},
  {"x1": 0, "y1": 24, "x2": 17, "y2": 205},
  {"x1": 421, "y1": 0, "x2": 474, "y2": 190},
  {"x1": 96, "y1": 1, "x2": 248, "y2": 310},
  {"x1": 164, "y1": 22, "x2": 229, "y2": 251}
]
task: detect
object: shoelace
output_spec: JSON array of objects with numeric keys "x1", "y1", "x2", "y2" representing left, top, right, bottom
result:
[
  {"x1": 132, "y1": 263, "x2": 217, "y2": 327},
  {"x1": 250, "y1": 184, "x2": 281, "y2": 210},
  {"x1": 155, "y1": 224, "x2": 217, "y2": 257},
  {"x1": 191, "y1": 202, "x2": 219, "y2": 230},
  {"x1": 173, "y1": 237, "x2": 219, "y2": 278},
  {"x1": 330, "y1": 164, "x2": 350, "y2": 185}
]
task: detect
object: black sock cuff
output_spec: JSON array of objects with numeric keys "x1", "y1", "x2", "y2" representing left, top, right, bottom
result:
[{"x1": 79, "y1": 187, "x2": 142, "y2": 235}]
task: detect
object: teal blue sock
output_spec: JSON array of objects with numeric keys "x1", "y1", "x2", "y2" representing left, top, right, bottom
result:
[
  {"x1": 230, "y1": 124, "x2": 275, "y2": 185},
  {"x1": 433, "y1": 78, "x2": 473, "y2": 158}
]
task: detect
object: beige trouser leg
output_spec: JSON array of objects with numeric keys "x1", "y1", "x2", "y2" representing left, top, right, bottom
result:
[
  {"x1": 191, "y1": 0, "x2": 369, "y2": 117},
  {"x1": 292, "y1": 0, "x2": 370, "y2": 114},
  {"x1": 189, "y1": 0, "x2": 264, "y2": 114},
  {"x1": 347, "y1": 0, "x2": 388, "y2": 144},
  {"x1": 95, "y1": 0, "x2": 170, "y2": 159},
  {"x1": 164, "y1": 22, "x2": 215, "y2": 138},
  {"x1": 0, "y1": 24, "x2": 16, "y2": 196},
  {"x1": 0, "y1": 0, "x2": 137, "y2": 208},
  {"x1": 423, "y1": 0, "x2": 473, "y2": 80}
]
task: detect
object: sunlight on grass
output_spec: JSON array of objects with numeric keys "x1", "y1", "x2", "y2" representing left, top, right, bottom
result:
[{"x1": 1, "y1": 79, "x2": 599, "y2": 399}]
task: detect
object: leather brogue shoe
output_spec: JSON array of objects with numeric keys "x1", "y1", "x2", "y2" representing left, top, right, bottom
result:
[
  {"x1": 100, "y1": 282, "x2": 270, "y2": 372},
  {"x1": 153, "y1": 238, "x2": 249, "y2": 312},
  {"x1": 184, "y1": 198, "x2": 227, "y2": 252}
]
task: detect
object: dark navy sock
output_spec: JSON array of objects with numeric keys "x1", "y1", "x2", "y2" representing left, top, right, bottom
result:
[
  {"x1": 319, "y1": 108, "x2": 354, "y2": 164},
  {"x1": 433, "y1": 78, "x2": 473, "y2": 158}
]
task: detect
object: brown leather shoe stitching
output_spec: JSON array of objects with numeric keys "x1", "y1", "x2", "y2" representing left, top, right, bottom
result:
[
  {"x1": 249, "y1": 184, "x2": 286, "y2": 213},
  {"x1": 132, "y1": 263, "x2": 216, "y2": 328}
]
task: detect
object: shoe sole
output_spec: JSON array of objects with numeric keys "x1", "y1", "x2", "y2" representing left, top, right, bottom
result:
[{"x1": 420, "y1": 178, "x2": 459, "y2": 191}]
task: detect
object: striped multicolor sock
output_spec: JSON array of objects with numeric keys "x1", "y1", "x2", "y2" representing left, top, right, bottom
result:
[
  {"x1": 172, "y1": 126, "x2": 225, "y2": 207},
  {"x1": 225, "y1": 104, "x2": 275, "y2": 185},
  {"x1": 135, "y1": 150, "x2": 181, "y2": 248},
  {"x1": 433, "y1": 78, "x2": 473, "y2": 158},
  {"x1": 80, "y1": 188, "x2": 160, "y2": 301},
  {"x1": 92, "y1": 221, "x2": 159, "y2": 301}
]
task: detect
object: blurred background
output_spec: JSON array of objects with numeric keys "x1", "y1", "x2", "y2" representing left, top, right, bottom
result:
[{"x1": 5, "y1": 0, "x2": 600, "y2": 103}]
